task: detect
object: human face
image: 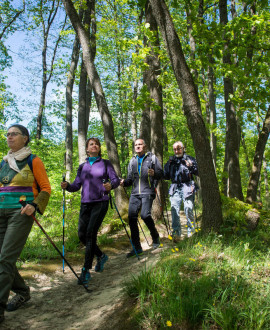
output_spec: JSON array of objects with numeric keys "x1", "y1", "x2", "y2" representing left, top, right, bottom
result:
[
  {"x1": 86, "y1": 139, "x2": 101, "y2": 157},
  {"x1": 6, "y1": 127, "x2": 28, "y2": 152},
  {"x1": 135, "y1": 139, "x2": 146, "y2": 157},
  {"x1": 173, "y1": 143, "x2": 184, "y2": 157}
]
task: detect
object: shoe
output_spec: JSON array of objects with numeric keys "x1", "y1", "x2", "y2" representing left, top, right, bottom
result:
[
  {"x1": 6, "y1": 293, "x2": 31, "y2": 312},
  {"x1": 95, "y1": 254, "x2": 109, "y2": 272},
  {"x1": 126, "y1": 248, "x2": 143, "y2": 258},
  {"x1": 152, "y1": 237, "x2": 160, "y2": 249},
  {"x1": 78, "y1": 267, "x2": 91, "y2": 286}
]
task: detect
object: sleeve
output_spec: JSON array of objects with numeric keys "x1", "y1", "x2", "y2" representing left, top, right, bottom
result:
[
  {"x1": 66, "y1": 164, "x2": 84, "y2": 192},
  {"x1": 107, "y1": 161, "x2": 120, "y2": 189},
  {"x1": 163, "y1": 160, "x2": 171, "y2": 180},
  {"x1": 187, "y1": 156, "x2": 198, "y2": 176},
  {"x1": 123, "y1": 159, "x2": 134, "y2": 187},
  {"x1": 153, "y1": 156, "x2": 163, "y2": 180},
  {"x1": 32, "y1": 157, "x2": 51, "y2": 215}
]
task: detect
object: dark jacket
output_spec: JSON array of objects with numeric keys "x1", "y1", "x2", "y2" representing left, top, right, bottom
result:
[
  {"x1": 164, "y1": 154, "x2": 198, "y2": 197},
  {"x1": 67, "y1": 157, "x2": 120, "y2": 203},
  {"x1": 123, "y1": 152, "x2": 163, "y2": 196}
]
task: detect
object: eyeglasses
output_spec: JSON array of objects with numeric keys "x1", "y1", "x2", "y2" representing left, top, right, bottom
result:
[
  {"x1": 173, "y1": 147, "x2": 183, "y2": 150},
  {"x1": 6, "y1": 132, "x2": 23, "y2": 137}
]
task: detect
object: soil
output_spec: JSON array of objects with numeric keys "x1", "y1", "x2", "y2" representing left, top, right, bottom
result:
[
  {"x1": 1, "y1": 228, "x2": 168, "y2": 330},
  {"x1": 2, "y1": 213, "x2": 193, "y2": 330}
]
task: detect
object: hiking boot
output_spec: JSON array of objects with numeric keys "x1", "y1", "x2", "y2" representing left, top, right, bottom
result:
[
  {"x1": 6, "y1": 293, "x2": 31, "y2": 312},
  {"x1": 78, "y1": 267, "x2": 91, "y2": 287},
  {"x1": 152, "y1": 237, "x2": 160, "y2": 249},
  {"x1": 126, "y1": 248, "x2": 143, "y2": 258},
  {"x1": 95, "y1": 254, "x2": 109, "y2": 272}
]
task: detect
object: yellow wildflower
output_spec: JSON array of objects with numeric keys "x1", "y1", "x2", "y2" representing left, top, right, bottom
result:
[
  {"x1": 166, "y1": 320, "x2": 172, "y2": 327},
  {"x1": 168, "y1": 235, "x2": 173, "y2": 240},
  {"x1": 171, "y1": 249, "x2": 175, "y2": 253}
]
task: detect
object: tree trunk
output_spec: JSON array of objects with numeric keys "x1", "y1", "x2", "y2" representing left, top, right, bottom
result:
[
  {"x1": 246, "y1": 106, "x2": 270, "y2": 204},
  {"x1": 149, "y1": 0, "x2": 223, "y2": 231},
  {"x1": 36, "y1": 0, "x2": 63, "y2": 139},
  {"x1": 78, "y1": 3, "x2": 93, "y2": 164},
  {"x1": 65, "y1": 34, "x2": 80, "y2": 180},
  {"x1": 145, "y1": 0, "x2": 164, "y2": 221},
  {"x1": 263, "y1": 157, "x2": 269, "y2": 209},
  {"x1": 78, "y1": 59, "x2": 90, "y2": 164},
  {"x1": 62, "y1": 0, "x2": 127, "y2": 209},
  {"x1": 220, "y1": 0, "x2": 243, "y2": 200}
]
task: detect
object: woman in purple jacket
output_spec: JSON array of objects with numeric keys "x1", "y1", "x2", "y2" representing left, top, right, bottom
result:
[{"x1": 61, "y1": 137, "x2": 120, "y2": 286}]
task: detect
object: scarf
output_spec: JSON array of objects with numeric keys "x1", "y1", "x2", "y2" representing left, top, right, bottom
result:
[{"x1": 3, "y1": 147, "x2": 32, "y2": 173}]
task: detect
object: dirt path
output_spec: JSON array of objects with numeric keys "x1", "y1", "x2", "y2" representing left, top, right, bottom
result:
[
  {"x1": 1, "y1": 233, "x2": 165, "y2": 330},
  {"x1": 2, "y1": 213, "x2": 193, "y2": 330}
]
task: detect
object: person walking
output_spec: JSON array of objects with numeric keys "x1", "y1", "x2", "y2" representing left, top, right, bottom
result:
[
  {"x1": 61, "y1": 137, "x2": 119, "y2": 286},
  {"x1": 120, "y1": 139, "x2": 163, "y2": 258},
  {"x1": 0, "y1": 124, "x2": 51, "y2": 323},
  {"x1": 164, "y1": 141, "x2": 198, "y2": 239}
]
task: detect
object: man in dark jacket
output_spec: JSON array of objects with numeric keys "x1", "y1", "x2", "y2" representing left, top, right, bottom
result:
[
  {"x1": 164, "y1": 141, "x2": 198, "y2": 238},
  {"x1": 120, "y1": 139, "x2": 163, "y2": 257}
]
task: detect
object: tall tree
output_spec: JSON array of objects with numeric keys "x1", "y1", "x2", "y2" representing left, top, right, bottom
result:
[
  {"x1": 246, "y1": 106, "x2": 270, "y2": 204},
  {"x1": 144, "y1": 0, "x2": 163, "y2": 220},
  {"x1": 65, "y1": 33, "x2": 80, "y2": 180},
  {"x1": 62, "y1": 0, "x2": 127, "y2": 207},
  {"x1": 36, "y1": 0, "x2": 66, "y2": 139},
  {"x1": 219, "y1": 0, "x2": 243, "y2": 200},
  {"x1": 149, "y1": 0, "x2": 223, "y2": 231}
]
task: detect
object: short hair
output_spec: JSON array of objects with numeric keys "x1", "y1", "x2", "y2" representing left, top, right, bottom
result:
[
  {"x1": 8, "y1": 124, "x2": 30, "y2": 146},
  {"x1": 85, "y1": 137, "x2": 102, "y2": 157},
  {"x1": 135, "y1": 138, "x2": 146, "y2": 146},
  {"x1": 173, "y1": 141, "x2": 184, "y2": 148}
]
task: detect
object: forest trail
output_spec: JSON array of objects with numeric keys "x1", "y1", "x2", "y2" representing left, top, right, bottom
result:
[{"x1": 2, "y1": 213, "x2": 192, "y2": 330}]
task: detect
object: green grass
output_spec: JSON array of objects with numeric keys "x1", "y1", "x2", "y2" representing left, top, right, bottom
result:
[{"x1": 124, "y1": 204, "x2": 270, "y2": 329}]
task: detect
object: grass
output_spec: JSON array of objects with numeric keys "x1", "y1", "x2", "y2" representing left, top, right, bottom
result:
[{"x1": 124, "y1": 203, "x2": 270, "y2": 329}]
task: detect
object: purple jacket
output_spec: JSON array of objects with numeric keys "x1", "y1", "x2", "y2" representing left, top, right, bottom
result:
[{"x1": 67, "y1": 158, "x2": 120, "y2": 203}]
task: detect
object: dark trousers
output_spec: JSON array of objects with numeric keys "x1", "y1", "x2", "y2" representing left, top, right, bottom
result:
[
  {"x1": 78, "y1": 201, "x2": 109, "y2": 270},
  {"x1": 128, "y1": 195, "x2": 159, "y2": 250},
  {"x1": 0, "y1": 209, "x2": 33, "y2": 312}
]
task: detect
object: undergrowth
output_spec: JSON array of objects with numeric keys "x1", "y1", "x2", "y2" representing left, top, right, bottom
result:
[{"x1": 124, "y1": 200, "x2": 270, "y2": 329}]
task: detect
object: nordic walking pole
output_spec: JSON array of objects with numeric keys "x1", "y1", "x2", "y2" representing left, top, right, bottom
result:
[
  {"x1": 160, "y1": 180, "x2": 171, "y2": 233},
  {"x1": 193, "y1": 191, "x2": 198, "y2": 230},
  {"x1": 122, "y1": 185, "x2": 150, "y2": 247},
  {"x1": 19, "y1": 200, "x2": 91, "y2": 293},
  {"x1": 154, "y1": 187, "x2": 170, "y2": 235},
  {"x1": 109, "y1": 192, "x2": 140, "y2": 261},
  {"x1": 62, "y1": 174, "x2": 65, "y2": 273}
]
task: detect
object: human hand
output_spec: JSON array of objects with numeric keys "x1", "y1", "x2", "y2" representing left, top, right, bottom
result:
[
  {"x1": 148, "y1": 168, "x2": 155, "y2": 176},
  {"x1": 185, "y1": 160, "x2": 193, "y2": 167},
  {"x1": 120, "y1": 179, "x2": 125, "y2": 186},
  {"x1": 103, "y1": 182, "x2": 112, "y2": 192},
  {"x1": 21, "y1": 203, "x2": 35, "y2": 216},
  {"x1": 61, "y1": 181, "x2": 68, "y2": 189}
]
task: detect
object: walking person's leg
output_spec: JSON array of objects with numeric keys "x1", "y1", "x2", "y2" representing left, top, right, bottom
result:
[
  {"x1": 169, "y1": 189, "x2": 182, "y2": 237},
  {"x1": 79, "y1": 202, "x2": 109, "y2": 283},
  {"x1": 141, "y1": 196, "x2": 160, "y2": 247},
  {"x1": 127, "y1": 195, "x2": 143, "y2": 257},
  {"x1": 0, "y1": 209, "x2": 33, "y2": 314},
  {"x1": 183, "y1": 195, "x2": 195, "y2": 237}
]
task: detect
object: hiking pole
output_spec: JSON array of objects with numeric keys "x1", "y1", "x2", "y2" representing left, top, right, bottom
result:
[
  {"x1": 62, "y1": 174, "x2": 65, "y2": 273},
  {"x1": 154, "y1": 187, "x2": 170, "y2": 235},
  {"x1": 161, "y1": 180, "x2": 171, "y2": 233},
  {"x1": 19, "y1": 200, "x2": 91, "y2": 293},
  {"x1": 122, "y1": 185, "x2": 150, "y2": 247},
  {"x1": 193, "y1": 191, "x2": 198, "y2": 230},
  {"x1": 110, "y1": 193, "x2": 140, "y2": 261}
]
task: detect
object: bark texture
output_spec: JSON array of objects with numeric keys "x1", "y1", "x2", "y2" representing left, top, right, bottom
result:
[{"x1": 149, "y1": 0, "x2": 223, "y2": 230}]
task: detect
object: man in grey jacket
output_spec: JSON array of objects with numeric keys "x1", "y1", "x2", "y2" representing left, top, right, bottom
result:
[{"x1": 120, "y1": 139, "x2": 163, "y2": 257}]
